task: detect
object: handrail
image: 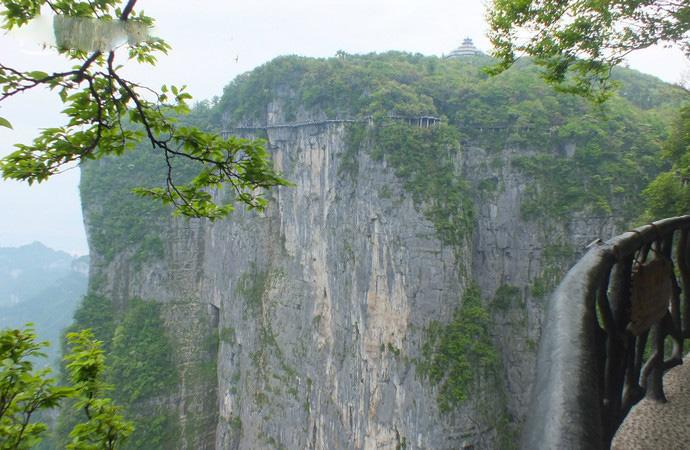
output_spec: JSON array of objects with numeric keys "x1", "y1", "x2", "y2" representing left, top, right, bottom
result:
[
  {"x1": 219, "y1": 115, "x2": 442, "y2": 136},
  {"x1": 522, "y1": 215, "x2": 690, "y2": 449}
]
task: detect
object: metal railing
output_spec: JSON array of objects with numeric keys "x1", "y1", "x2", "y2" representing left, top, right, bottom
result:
[
  {"x1": 219, "y1": 115, "x2": 443, "y2": 137},
  {"x1": 522, "y1": 216, "x2": 690, "y2": 449}
]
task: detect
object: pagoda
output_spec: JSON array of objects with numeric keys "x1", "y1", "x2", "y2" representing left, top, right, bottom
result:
[{"x1": 446, "y1": 37, "x2": 482, "y2": 58}]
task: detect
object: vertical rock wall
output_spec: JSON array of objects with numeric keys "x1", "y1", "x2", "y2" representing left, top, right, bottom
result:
[{"x1": 208, "y1": 123, "x2": 477, "y2": 449}]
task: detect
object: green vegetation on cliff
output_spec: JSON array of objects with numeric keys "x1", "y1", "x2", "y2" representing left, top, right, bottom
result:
[
  {"x1": 55, "y1": 296, "x2": 178, "y2": 449},
  {"x1": 109, "y1": 300, "x2": 178, "y2": 449},
  {"x1": 372, "y1": 123, "x2": 475, "y2": 245},
  {"x1": 643, "y1": 104, "x2": 690, "y2": 220},
  {"x1": 512, "y1": 93, "x2": 670, "y2": 223},
  {"x1": 80, "y1": 149, "x2": 168, "y2": 264},
  {"x1": 416, "y1": 285, "x2": 497, "y2": 412}
]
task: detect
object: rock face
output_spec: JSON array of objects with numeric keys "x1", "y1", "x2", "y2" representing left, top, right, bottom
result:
[
  {"x1": 463, "y1": 144, "x2": 616, "y2": 418},
  {"x1": 211, "y1": 123, "x2": 474, "y2": 450},
  {"x1": 84, "y1": 113, "x2": 617, "y2": 449}
]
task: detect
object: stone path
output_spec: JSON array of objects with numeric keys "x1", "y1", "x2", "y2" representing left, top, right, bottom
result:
[{"x1": 612, "y1": 360, "x2": 690, "y2": 449}]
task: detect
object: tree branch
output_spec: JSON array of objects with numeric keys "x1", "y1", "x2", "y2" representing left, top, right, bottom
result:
[{"x1": 119, "y1": 0, "x2": 138, "y2": 21}]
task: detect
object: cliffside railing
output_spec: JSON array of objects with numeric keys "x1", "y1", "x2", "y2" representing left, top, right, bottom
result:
[
  {"x1": 220, "y1": 115, "x2": 441, "y2": 137},
  {"x1": 221, "y1": 118, "x2": 368, "y2": 135},
  {"x1": 522, "y1": 216, "x2": 690, "y2": 449}
]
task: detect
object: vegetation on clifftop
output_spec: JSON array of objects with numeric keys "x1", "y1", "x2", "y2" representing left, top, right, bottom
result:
[
  {"x1": 210, "y1": 52, "x2": 681, "y2": 226},
  {"x1": 83, "y1": 52, "x2": 682, "y2": 255}
]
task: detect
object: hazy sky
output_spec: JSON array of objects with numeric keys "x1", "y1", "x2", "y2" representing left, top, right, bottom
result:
[{"x1": 1, "y1": 0, "x2": 688, "y2": 255}]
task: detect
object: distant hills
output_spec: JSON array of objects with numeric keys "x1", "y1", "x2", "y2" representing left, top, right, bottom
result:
[{"x1": 0, "y1": 242, "x2": 88, "y2": 366}]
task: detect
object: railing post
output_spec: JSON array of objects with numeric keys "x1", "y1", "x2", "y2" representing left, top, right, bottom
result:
[
  {"x1": 644, "y1": 321, "x2": 668, "y2": 402},
  {"x1": 602, "y1": 256, "x2": 632, "y2": 443},
  {"x1": 678, "y1": 229, "x2": 690, "y2": 338}
]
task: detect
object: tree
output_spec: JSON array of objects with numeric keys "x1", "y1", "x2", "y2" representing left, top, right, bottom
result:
[
  {"x1": 0, "y1": 326, "x2": 133, "y2": 449},
  {"x1": 487, "y1": 0, "x2": 690, "y2": 220},
  {"x1": 0, "y1": 0, "x2": 288, "y2": 219},
  {"x1": 487, "y1": 0, "x2": 690, "y2": 100},
  {"x1": 0, "y1": 327, "x2": 71, "y2": 448},
  {"x1": 63, "y1": 329, "x2": 134, "y2": 450},
  {"x1": 642, "y1": 104, "x2": 690, "y2": 218}
]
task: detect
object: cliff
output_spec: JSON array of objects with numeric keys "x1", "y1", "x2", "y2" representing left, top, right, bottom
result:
[{"x1": 76, "y1": 53, "x2": 679, "y2": 449}]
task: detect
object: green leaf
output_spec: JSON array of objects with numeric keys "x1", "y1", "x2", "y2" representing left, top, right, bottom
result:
[
  {"x1": 28, "y1": 71, "x2": 49, "y2": 80},
  {"x1": 0, "y1": 116, "x2": 12, "y2": 129}
]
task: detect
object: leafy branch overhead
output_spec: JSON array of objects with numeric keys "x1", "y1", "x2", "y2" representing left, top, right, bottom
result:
[
  {"x1": 487, "y1": 0, "x2": 690, "y2": 100},
  {"x1": 0, "y1": 0, "x2": 289, "y2": 219}
]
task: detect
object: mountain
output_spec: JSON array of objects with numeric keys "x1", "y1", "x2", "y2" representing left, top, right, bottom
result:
[
  {"x1": 0, "y1": 242, "x2": 88, "y2": 365},
  {"x1": 0, "y1": 241, "x2": 74, "y2": 306},
  {"x1": 71, "y1": 52, "x2": 683, "y2": 449}
]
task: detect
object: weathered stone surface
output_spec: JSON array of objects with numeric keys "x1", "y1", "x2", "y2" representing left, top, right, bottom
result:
[{"x1": 612, "y1": 354, "x2": 690, "y2": 450}]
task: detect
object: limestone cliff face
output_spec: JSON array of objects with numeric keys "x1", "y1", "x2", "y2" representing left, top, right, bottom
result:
[
  {"x1": 210, "y1": 122, "x2": 477, "y2": 450},
  {"x1": 85, "y1": 116, "x2": 615, "y2": 449}
]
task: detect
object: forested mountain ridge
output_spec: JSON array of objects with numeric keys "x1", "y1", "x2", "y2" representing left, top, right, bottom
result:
[
  {"x1": 214, "y1": 52, "x2": 683, "y2": 123},
  {"x1": 212, "y1": 52, "x2": 682, "y2": 225},
  {"x1": 0, "y1": 242, "x2": 88, "y2": 365},
  {"x1": 71, "y1": 52, "x2": 684, "y2": 449},
  {"x1": 0, "y1": 242, "x2": 77, "y2": 306}
]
